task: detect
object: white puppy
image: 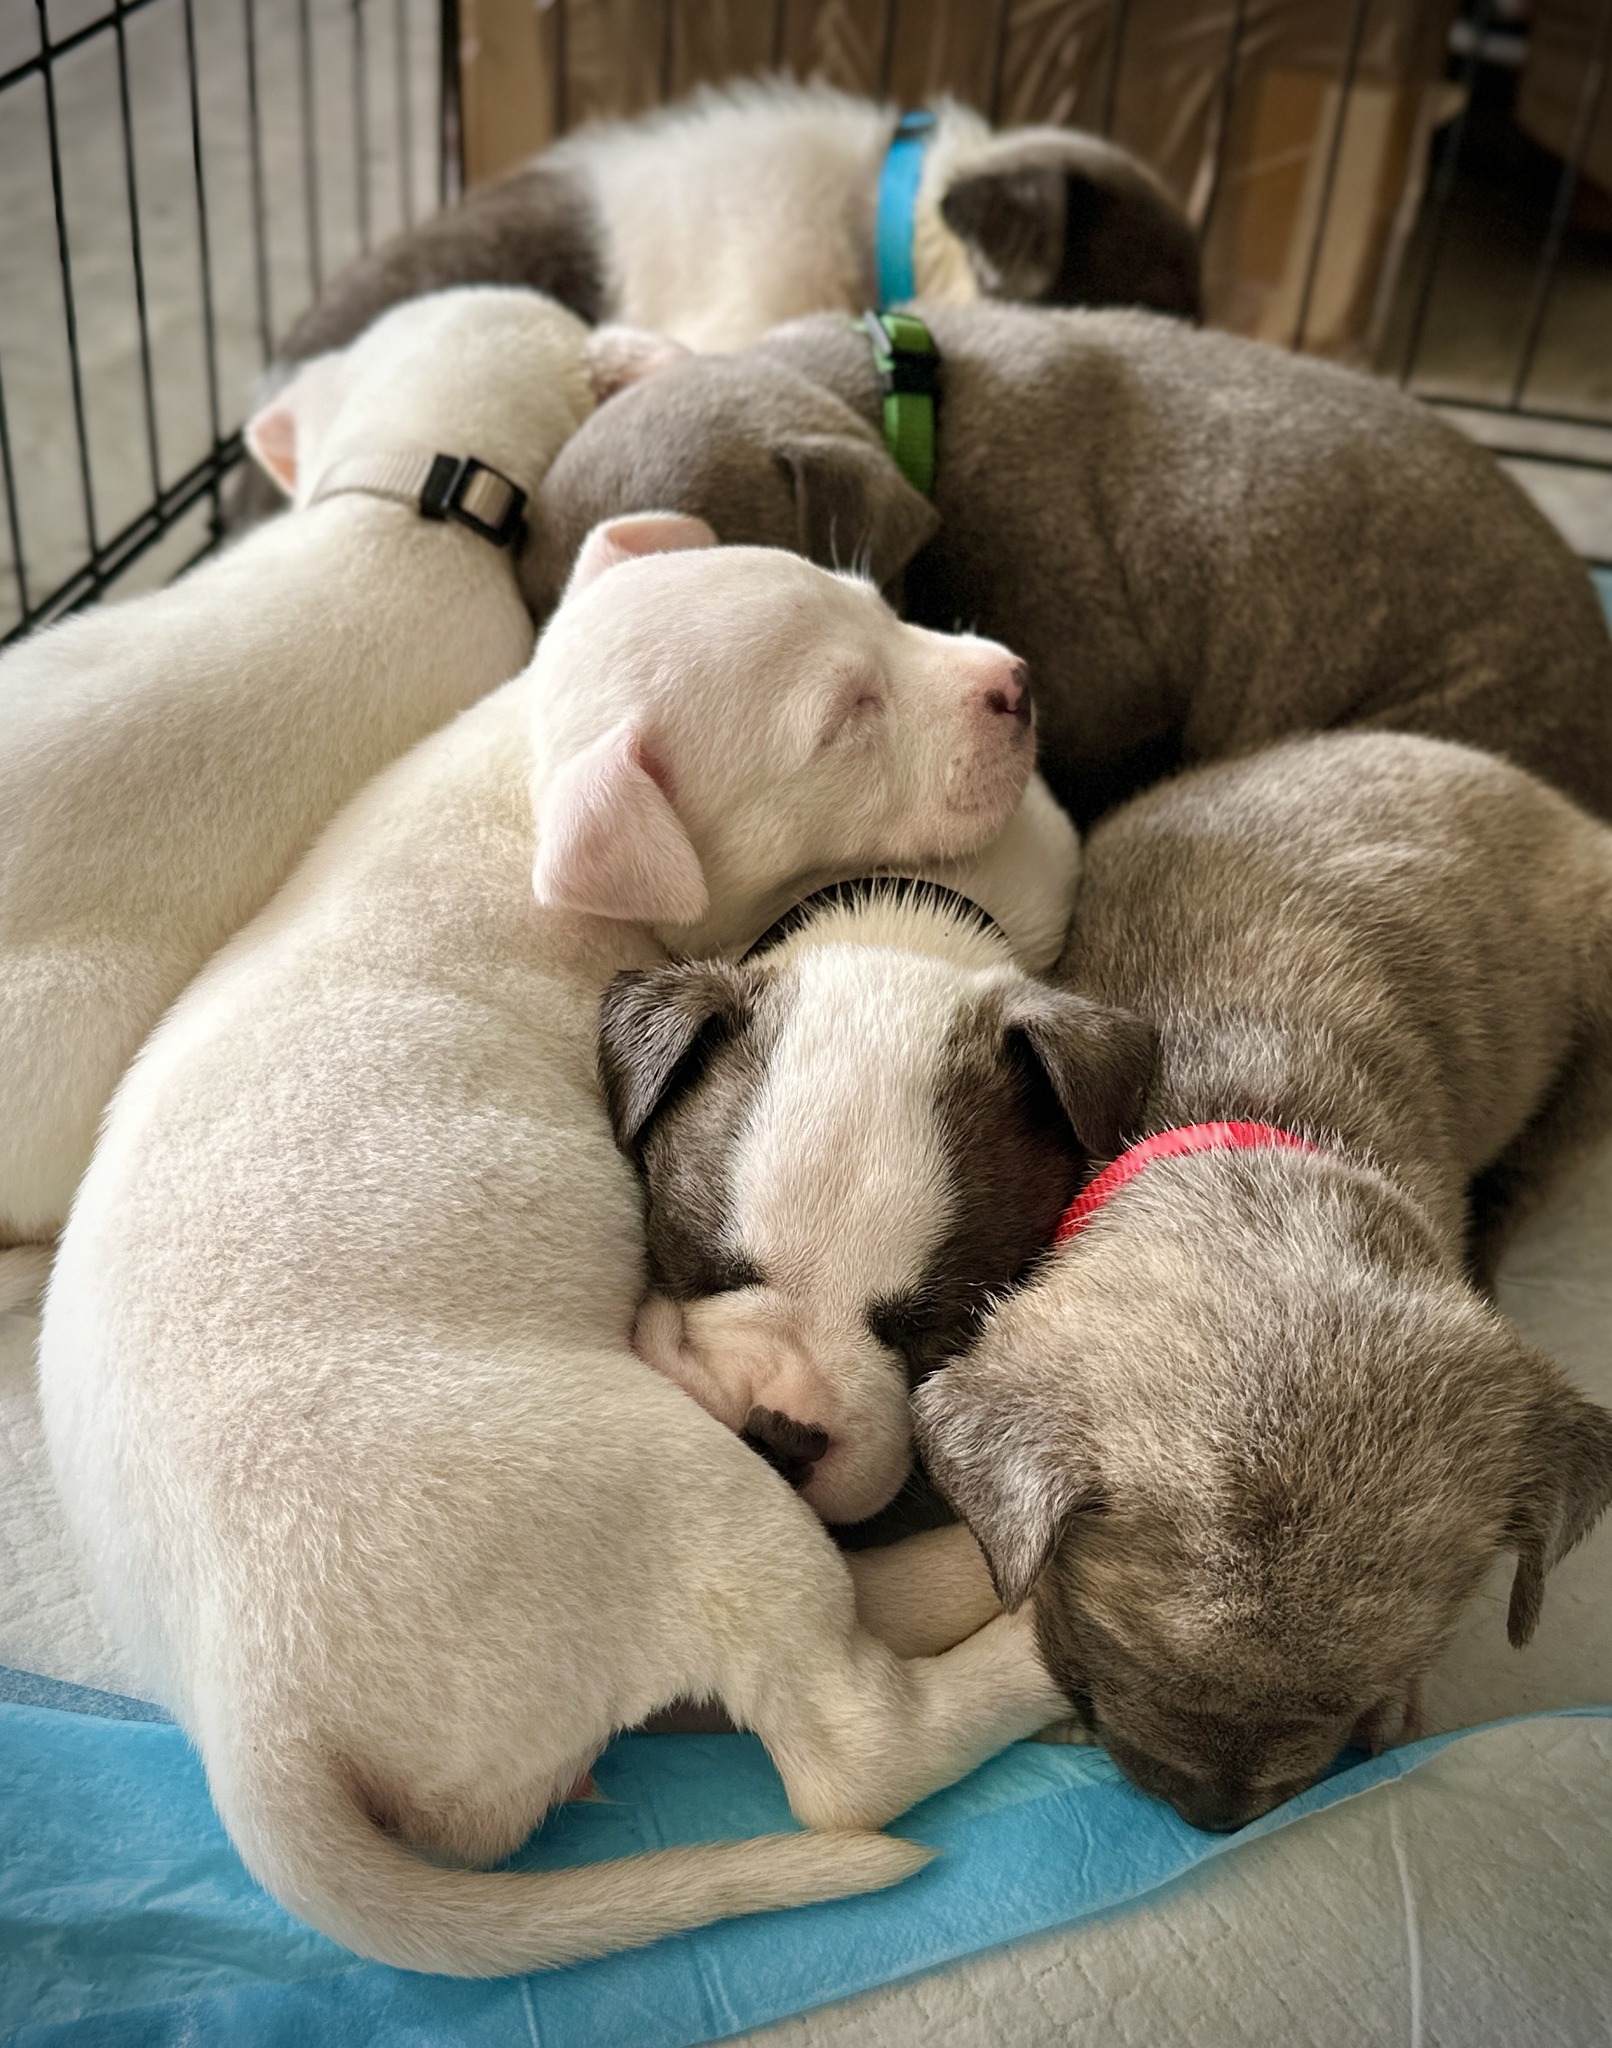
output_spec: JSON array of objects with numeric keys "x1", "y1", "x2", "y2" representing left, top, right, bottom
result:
[
  {"x1": 600, "y1": 874, "x2": 1151, "y2": 1525},
  {"x1": 39, "y1": 518, "x2": 1065, "y2": 1977},
  {"x1": 0, "y1": 286, "x2": 618, "y2": 1298}
]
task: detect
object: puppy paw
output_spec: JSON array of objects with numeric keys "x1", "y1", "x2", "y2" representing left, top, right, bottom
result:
[{"x1": 1032, "y1": 1715, "x2": 1097, "y2": 1746}]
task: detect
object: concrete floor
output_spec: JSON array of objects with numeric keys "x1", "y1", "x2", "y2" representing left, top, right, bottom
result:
[
  {"x1": 0, "y1": 33, "x2": 1609, "y2": 639},
  {"x1": 0, "y1": 0, "x2": 442, "y2": 636}
]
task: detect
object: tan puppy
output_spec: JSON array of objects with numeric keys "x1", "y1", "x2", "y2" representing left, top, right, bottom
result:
[{"x1": 915, "y1": 733, "x2": 1612, "y2": 1830}]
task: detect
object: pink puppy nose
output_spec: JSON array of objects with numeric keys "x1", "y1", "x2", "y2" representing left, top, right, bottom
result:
[{"x1": 982, "y1": 658, "x2": 1032, "y2": 723}]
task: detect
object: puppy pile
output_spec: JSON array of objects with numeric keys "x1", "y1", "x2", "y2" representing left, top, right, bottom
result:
[{"x1": 5, "y1": 75, "x2": 1612, "y2": 1980}]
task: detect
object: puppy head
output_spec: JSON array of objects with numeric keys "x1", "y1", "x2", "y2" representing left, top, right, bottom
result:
[
  {"x1": 245, "y1": 285, "x2": 599, "y2": 504},
  {"x1": 524, "y1": 352, "x2": 938, "y2": 616},
  {"x1": 914, "y1": 1153, "x2": 1612, "y2": 1831},
  {"x1": 528, "y1": 520, "x2": 1036, "y2": 947},
  {"x1": 598, "y1": 913, "x2": 1153, "y2": 1523},
  {"x1": 940, "y1": 129, "x2": 1202, "y2": 322}
]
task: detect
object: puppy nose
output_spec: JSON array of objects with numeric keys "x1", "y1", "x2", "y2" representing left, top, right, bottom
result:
[
  {"x1": 981, "y1": 659, "x2": 1031, "y2": 724},
  {"x1": 1171, "y1": 1783, "x2": 1270, "y2": 1834},
  {"x1": 742, "y1": 1406, "x2": 830, "y2": 1490}
]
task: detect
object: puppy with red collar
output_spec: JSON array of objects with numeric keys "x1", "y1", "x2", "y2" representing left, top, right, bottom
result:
[{"x1": 917, "y1": 730, "x2": 1612, "y2": 1829}]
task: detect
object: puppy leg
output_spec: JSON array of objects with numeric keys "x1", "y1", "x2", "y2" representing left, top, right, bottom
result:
[{"x1": 844, "y1": 1523, "x2": 1001, "y2": 1657}]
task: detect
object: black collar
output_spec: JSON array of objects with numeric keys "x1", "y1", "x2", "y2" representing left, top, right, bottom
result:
[{"x1": 743, "y1": 875, "x2": 1001, "y2": 961}]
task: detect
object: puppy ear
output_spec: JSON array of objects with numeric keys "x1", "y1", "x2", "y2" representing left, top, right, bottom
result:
[
  {"x1": 1002, "y1": 984, "x2": 1155, "y2": 1158},
  {"x1": 584, "y1": 325, "x2": 694, "y2": 404},
  {"x1": 1505, "y1": 1375, "x2": 1612, "y2": 1646},
  {"x1": 598, "y1": 961, "x2": 755, "y2": 1149},
  {"x1": 771, "y1": 433, "x2": 939, "y2": 587},
  {"x1": 914, "y1": 1361, "x2": 1101, "y2": 1610},
  {"x1": 564, "y1": 512, "x2": 719, "y2": 596},
  {"x1": 243, "y1": 355, "x2": 339, "y2": 497},
  {"x1": 532, "y1": 721, "x2": 709, "y2": 927},
  {"x1": 941, "y1": 163, "x2": 1067, "y2": 303}
]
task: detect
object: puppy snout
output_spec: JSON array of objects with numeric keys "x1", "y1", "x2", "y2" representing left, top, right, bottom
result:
[
  {"x1": 982, "y1": 658, "x2": 1032, "y2": 726},
  {"x1": 742, "y1": 1404, "x2": 830, "y2": 1490},
  {"x1": 1170, "y1": 1781, "x2": 1282, "y2": 1834}
]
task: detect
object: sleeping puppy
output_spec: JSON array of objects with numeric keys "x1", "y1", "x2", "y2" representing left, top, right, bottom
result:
[
  {"x1": 39, "y1": 517, "x2": 1067, "y2": 1977},
  {"x1": 599, "y1": 874, "x2": 1151, "y2": 1527},
  {"x1": 914, "y1": 733, "x2": 1612, "y2": 1831},
  {"x1": 528, "y1": 302, "x2": 1612, "y2": 823},
  {"x1": 268, "y1": 80, "x2": 1199, "y2": 368},
  {"x1": 0, "y1": 287, "x2": 621, "y2": 1307}
]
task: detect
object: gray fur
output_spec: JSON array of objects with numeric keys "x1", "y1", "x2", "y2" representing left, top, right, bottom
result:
[
  {"x1": 914, "y1": 731, "x2": 1612, "y2": 1829},
  {"x1": 533, "y1": 304, "x2": 1612, "y2": 822}
]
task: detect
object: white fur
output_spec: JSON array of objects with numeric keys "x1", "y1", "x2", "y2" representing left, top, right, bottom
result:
[
  {"x1": 38, "y1": 523, "x2": 1061, "y2": 1976},
  {"x1": 0, "y1": 287, "x2": 598, "y2": 1255},
  {"x1": 553, "y1": 80, "x2": 988, "y2": 351}
]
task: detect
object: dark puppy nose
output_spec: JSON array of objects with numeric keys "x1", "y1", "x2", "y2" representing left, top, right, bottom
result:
[
  {"x1": 742, "y1": 1406, "x2": 829, "y2": 1489},
  {"x1": 1170, "y1": 1782, "x2": 1275, "y2": 1834},
  {"x1": 983, "y1": 659, "x2": 1032, "y2": 724}
]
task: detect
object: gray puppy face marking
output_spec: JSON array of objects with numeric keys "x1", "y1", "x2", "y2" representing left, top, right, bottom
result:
[
  {"x1": 599, "y1": 909, "x2": 1152, "y2": 1526},
  {"x1": 914, "y1": 1158, "x2": 1612, "y2": 1831},
  {"x1": 940, "y1": 133, "x2": 1202, "y2": 323}
]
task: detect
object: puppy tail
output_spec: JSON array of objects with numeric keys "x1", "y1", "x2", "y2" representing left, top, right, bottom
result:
[
  {"x1": 0, "y1": 1243, "x2": 52, "y2": 1315},
  {"x1": 204, "y1": 1706, "x2": 932, "y2": 1978}
]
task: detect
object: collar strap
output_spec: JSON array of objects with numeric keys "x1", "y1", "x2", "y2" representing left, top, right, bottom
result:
[
  {"x1": 1055, "y1": 1121, "x2": 1319, "y2": 1248},
  {"x1": 743, "y1": 875, "x2": 1000, "y2": 961},
  {"x1": 876, "y1": 108, "x2": 935, "y2": 306},
  {"x1": 308, "y1": 450, "x2": 528, "y2": 550},
  {"x1": 862, "y1": 309, "x2": 940, "y2": 498}
]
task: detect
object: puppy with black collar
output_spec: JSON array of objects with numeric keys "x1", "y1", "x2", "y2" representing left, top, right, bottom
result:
[
  {"x1": 40, "y1": 515, "x2": 1069, "y2": 1976},
  {"x1": 0, "y1": 287, "x2": 620, "y2": 1306}
]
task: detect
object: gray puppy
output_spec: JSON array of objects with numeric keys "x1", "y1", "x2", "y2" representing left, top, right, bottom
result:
[
  {"x1": 914, "y1": 732, "x2": 1612, "y2": 1830},
  {"x1": 528, "y1": 304, "x2": 1612, "y2": 823}
]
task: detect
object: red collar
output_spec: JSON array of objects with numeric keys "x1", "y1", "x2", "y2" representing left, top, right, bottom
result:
[{"x1": 1055, "y1": 1121, "x2": 1318, "y2": 1248}]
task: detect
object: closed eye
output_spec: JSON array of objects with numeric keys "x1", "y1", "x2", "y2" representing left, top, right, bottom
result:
[{"x1": 816, "y1": 675, "x2": 884, "y2": 752}]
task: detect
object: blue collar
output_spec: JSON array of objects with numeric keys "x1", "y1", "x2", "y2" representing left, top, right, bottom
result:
[{"x1": 875, "y1": 110, "x2": 936, "y2": 307}]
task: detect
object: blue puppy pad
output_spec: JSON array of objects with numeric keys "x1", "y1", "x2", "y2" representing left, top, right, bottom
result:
[
  {"x1": 9, "y1": 1674, "x2": 1605, "y2": 2048},
  {"x1": 1594, "y1": 564, "x2": 1612, "y2": 630}
]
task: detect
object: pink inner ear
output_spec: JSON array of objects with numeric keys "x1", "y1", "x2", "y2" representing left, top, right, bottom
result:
[
  {"x1": 245, "y1": 404, "x2": 297, "y2": 494},
  {"x1": 565, "y1": 512, "x2": 719, "y2": 595},
  {"x1": 584, "y1": 325, "x2": 694, "y2": 403}
]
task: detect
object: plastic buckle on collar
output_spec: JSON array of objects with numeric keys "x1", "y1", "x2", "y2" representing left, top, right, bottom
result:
[
  {"x1": 862, "y1": 310, "x2": 941, "y2": 498},
  {"x1": 418, "y1": 453, "x2": 528, "y2": 550}
]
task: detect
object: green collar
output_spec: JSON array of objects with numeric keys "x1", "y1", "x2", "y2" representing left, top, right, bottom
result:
[{"x1": 861, "y1": 309, "x2": 940, "y2": 498}]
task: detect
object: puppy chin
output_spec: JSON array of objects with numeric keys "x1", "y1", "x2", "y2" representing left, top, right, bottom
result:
[
  {"x1": 800, "y1": 1439, "x2": 911, "y2": 1526},
  {"x1": 932, "y1": 741, "x2": 1035, "y2": 854}
]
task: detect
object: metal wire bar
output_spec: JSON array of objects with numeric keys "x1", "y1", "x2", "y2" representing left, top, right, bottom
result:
[
  {"x1": 35, "y1": 0, "x2": 100, "y2": 560},
  {"x1": 1097, "y1": 0, "x2": 1130, "y2": 138},
  {"x1": 553, "y1": 0, "x2": 573, "y2": 139},
  {"x1": 242, "y1": 0, "x2": 274, "y2": 365},
  {"x1": 1196, "y1": 0, "x2": 1247, "y2": 241},
  {"x1": 439, "y1": 0, "x2": 462, "y2": 200},
  {"x1": 986, "y1": 0, "x2": 1011, "y2": 124},
  {"x1": 0, "y1": 350, "x2": 30, "y2": 621},
  {"x1": 1396, "y1": 0, "x2": 1496, "y2": 387},
  {"x1": 878, "y1": 0, "x2": 899, "y2": 98},
  {"x1": 297, "y1": 0, "x2": 324, "y2": 293},
  {"x1": 112, "y1": 0, "x2": 163, "y2": 497},
  {"x1": 394, "y1": 0, "x2": 416, "y2": 226},
  {"x1": 0, "y1": 435, "x2": 244, "y2": 649},
  {"x1": 1437, "y1": 394, "x2": 1612, "y2": 432},
  {"x1": 180, "y1": 0, "x2": 224, "y2": 541},
  {"x1": 1507, "y1": 0, "x2": 1612, "y2": 411},
  {"x1": 1289, "y1": 0, "x2": 1369, "y2": 351},
  {"x1": 353, "y1": 0, "x2": 373, "y2": 253},
  {"x1": 0, "y1": 0, "x2": 169, "y2": 97},
  {"x1": 659, "y1": 0, "x2": 676, "y2": 101}
]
